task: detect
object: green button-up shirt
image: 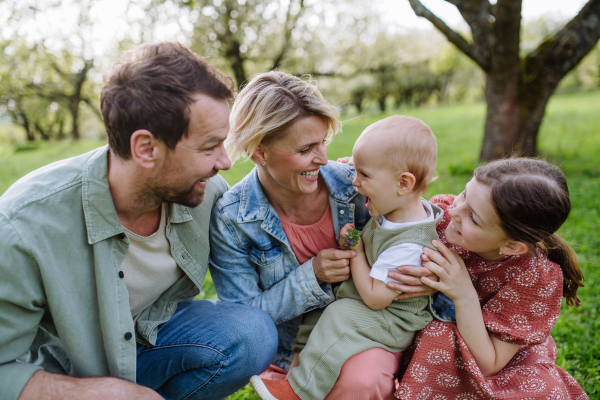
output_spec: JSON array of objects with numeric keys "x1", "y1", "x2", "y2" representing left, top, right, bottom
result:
[{"x1": 0, "y1": 146, "x2": 229, "y2": 400}]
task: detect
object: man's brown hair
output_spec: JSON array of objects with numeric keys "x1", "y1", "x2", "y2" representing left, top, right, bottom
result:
[{"x1": 101, "y1": 41, "x2": 235, "y2": 159}]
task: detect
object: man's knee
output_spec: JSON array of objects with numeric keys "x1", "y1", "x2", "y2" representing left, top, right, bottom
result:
[{"x1": 225, "y1": 304, "x2": 278, "y2": 375}]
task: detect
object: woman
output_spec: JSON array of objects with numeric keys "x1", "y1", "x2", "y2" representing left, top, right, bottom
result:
[{"x1": 209, "y1": 71, "x2": 434, "y2": 399}]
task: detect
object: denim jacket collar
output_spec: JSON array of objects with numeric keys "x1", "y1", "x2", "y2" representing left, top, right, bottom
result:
[
  {"x1": 237, "y1": 161, "x2": 358, "y2": 224},
  {"x1": 82, "y1": 146, "x2": 193, "y2": 245}
]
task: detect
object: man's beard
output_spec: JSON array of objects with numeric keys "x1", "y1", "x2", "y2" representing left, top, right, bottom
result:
[{"x1": 145, "y1": 170, "x2": 218, "y2": 209}]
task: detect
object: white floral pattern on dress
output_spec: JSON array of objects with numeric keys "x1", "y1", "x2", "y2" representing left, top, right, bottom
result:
[{"x1": 394, "y1": 195, "x2": 588, "y2": 400}]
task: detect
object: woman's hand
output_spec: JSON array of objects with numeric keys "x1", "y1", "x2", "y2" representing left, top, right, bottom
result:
[
  {"x1": 336, "y1": 156, "x2": 354, "y2": 166},
  {"x1": 386, "y1": 266, "x2": 439, "y2": 300},
  {"x1": 420, "y1": 240, "x2": 477, "y2": 301},
  {"x1": 313, "y1": 248, "x2": 356, "y2": 283}
]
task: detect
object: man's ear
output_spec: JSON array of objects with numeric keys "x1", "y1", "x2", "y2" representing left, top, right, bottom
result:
[
  {"x1": 130, "y1": 130, "x2": 162, "y2": 169},
  {"x1": 253, "y1": 143, "x2": 268, "y2": 166},
  {"x1": 397, "y1": 172, "x2": 416, "y2": 195},
  {"x1": 500, "y1": 241, "x2": 530, "y2": 256}
]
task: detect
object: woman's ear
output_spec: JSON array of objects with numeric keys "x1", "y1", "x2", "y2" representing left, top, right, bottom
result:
[
  {"x1": 500, "y1": 241, "x2": 530, "y2": 256},
  {"x1": 130, "y1": 129, "x2": 162, "y2": 169},
  {"x1": 253, "y1": 143, "x2": 268, "y2": 166},
  {"x1": 397, "y1": 172, "x2": 416, "y2": 195}
]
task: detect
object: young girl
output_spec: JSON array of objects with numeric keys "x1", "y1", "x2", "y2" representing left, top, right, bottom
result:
[{"x1": 395, "y1": 158, "x2": 587, "y2": 399}]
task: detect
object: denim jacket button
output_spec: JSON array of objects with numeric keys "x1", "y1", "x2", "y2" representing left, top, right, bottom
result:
[{"x1": 339, "y1": 210, "x2": 344, "y2": 214}]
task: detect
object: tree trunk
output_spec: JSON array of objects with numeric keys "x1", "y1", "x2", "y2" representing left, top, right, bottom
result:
[
  {"x1": 408, "y1": 0, "x2": 600, "y2": 161},
  {"x1": 70, "y1": 96, "x2": 80, "y2": 141},
  {"x1": 480, "y1": 72, "x2": 556, "y2": 160},
  {"x1": 378, "y1": 95, "x2": 386, "y2": 112}
]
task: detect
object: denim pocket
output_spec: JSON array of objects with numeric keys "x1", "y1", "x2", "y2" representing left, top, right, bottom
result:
[{"x1": 250, "y1": 245, "x2": 284, "y2": 289}]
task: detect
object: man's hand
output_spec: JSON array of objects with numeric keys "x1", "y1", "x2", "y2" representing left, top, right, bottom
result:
[
  {"x1": 386, "y1": 265, "x2": 439, "y2": 300},
  {"x1": 19, "y1": 370, "x2": 163, "y2": 400},
  {"x1": 313, "y1": 248, "x2": 356, "y2": 283}
]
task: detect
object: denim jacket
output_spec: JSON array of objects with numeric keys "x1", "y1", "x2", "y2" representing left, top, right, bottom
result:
[{"x1": 209, "y1": 161, "x2": 369, "y2": 369}]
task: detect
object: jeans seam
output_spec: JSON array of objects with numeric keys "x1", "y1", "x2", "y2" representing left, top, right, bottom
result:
[
  {"x1": 180, "y1": 360, "x2": 226, "y2": 400},
  {"x1": 138, "y1": 343, "x2": 228, "y2": 358}
]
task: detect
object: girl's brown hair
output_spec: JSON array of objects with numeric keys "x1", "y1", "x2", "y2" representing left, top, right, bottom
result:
[{"x1": 474, "y1": 158, "x2": 584, "y2": 307}]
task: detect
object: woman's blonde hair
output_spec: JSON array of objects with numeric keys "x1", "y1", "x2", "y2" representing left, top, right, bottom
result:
[{"x1": 227, "y1": 71, "x2": 339, "y2": 164}]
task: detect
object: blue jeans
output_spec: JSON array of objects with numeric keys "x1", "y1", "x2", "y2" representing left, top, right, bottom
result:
[{"x1": 136, "y1": 300, "x2": 278, "y2": 400}]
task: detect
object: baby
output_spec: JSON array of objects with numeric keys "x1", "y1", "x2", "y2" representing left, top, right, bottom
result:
[{"x1": 251, "y1": 115, "x2": 443, "y2": 400}]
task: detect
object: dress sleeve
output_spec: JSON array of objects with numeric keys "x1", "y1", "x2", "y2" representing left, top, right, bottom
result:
[
  {"x1": 429, "y1": 194, "x2": 455, "y2": 236},
  {"x1": 482, "y1": 251, "x2": 563, "y2": 346}
]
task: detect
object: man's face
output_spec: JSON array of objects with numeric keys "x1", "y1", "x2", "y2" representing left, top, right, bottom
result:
[{"x1": 153, "y1": 93, "x2": 231, "y2": 208}]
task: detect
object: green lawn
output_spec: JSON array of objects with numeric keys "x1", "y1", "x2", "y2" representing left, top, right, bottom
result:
[{"x1": 1, "y1": 90, "x2": 599, "y2": 397}]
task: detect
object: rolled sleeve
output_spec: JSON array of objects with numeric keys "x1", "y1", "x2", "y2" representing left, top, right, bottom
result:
[{"x1": 0, "y1": 363, "x2": 43, "y2": 400}]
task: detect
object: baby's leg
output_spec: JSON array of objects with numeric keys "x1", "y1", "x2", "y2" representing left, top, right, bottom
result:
[{"x1": 288, "y1": 298, "x2": 415, "y2": 400}]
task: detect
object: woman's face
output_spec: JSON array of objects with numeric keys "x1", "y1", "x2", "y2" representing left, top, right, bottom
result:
[
  {"x1": 445, "y1": 178, "x2": 510, "y2": 259},
  {"x1": 259, "y1": 116, "x2": 329, "y2": 197}
]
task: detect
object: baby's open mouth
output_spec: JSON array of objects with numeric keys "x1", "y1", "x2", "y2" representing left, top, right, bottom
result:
[{"x1": 365, "y1": 197, "x2": 371, "y2": 208}]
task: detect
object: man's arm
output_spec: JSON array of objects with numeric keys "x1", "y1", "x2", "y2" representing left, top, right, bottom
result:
[
  {"x1": 0, "y1": 217, "x2": 161, "y2": 400},
  {"x1": 19, "y1": 371, "x2": 162, "y2": 400}
]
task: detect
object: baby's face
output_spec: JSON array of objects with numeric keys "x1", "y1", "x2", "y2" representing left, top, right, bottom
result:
[{"x1": 351, "y1": 145, "x2": 401, "y2": 218}]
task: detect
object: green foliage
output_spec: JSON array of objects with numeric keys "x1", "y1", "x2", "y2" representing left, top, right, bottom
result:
[
  {"x1": 340, "y1": 228, "x2": 361, "y2": 250},
  {"x1": 1, "y1": 90, "x2": 599, "y2": 397}
]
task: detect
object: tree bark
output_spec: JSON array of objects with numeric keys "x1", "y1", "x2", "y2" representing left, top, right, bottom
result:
[{"x1": 408, "y1": 0, "x2": 600, "y2": 161}]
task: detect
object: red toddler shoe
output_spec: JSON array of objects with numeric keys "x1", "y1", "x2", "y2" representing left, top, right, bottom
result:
[{"x1": 250, "y1": 375, "x2": 302, "y2": 400}]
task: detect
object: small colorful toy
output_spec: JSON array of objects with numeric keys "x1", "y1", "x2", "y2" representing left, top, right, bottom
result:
[{"x1": 340, "y1": 228, "x2": 361, "y2": 250}]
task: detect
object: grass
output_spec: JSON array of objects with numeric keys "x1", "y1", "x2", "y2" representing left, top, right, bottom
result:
[{"x1": 1, "y1": 90, "x2": 599, "y2": 397}]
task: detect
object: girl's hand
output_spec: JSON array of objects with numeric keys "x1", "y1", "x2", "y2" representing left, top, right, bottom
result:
[
  {"x1": 420, "y1": 240, "x2": 477, "y2": 302},
  {"x1": 386, "y1": 266, "x2": 439, "y2": 300},
  {"x1": 339, "y1": 223, "x2": 364, "y2": 253},
  {"x1": 313, "y1": 248, "x2": 356, "y2": 283},
  {"x1": 336, "y1": 156, "x2": 354, "y2": 166}
]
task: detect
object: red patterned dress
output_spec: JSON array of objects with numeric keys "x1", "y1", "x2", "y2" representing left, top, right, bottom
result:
[{"x1": 395, "y1": 194, "x2": 588, "y2": 400}]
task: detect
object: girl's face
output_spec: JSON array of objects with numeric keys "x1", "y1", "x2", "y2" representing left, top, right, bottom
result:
[
  {"x1": 445, "y1": 178, "x2": 510, "y2": 260},
  {"x1": 258, "y1": 116, "x2": 329, "y2": 196}
]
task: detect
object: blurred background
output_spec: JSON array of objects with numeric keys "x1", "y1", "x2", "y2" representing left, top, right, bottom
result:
[
  {"x1": 0, "y1": 0, "x2": 598, "y2": 150},
  {"x1": 1, "y1": 0, "x2": 599, "y2": 397}
]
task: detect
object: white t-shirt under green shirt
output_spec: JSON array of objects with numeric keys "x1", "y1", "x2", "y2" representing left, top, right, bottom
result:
[{"x1": 121, "y1": 203, "x2": 184, "y2": 320}]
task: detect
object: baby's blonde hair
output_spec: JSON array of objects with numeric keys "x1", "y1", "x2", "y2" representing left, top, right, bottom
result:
[
  {"x1": 357, "y1": 115, "x2": 437, "y2": 194},
  {"x1": 227, "y1": 71, "x2": 339, "y2": 164}
]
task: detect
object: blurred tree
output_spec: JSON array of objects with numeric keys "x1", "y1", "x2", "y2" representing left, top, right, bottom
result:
[
  {"x1": 0, "y1": 0, "x2": 101, "y2": 141},
  {"x1": 408, "y1": 0, "x2": 600, "y2": 160},
  {"x1": 175, "y1": 0, "x2": 307, "y2": 87}
]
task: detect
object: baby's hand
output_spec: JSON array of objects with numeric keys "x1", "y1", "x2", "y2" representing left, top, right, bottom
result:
[{"x1": 339, "y1": 223, "x2": 364, "y2": 253}]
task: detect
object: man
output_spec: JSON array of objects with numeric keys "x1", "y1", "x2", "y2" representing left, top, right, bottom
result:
[{"x1": 0, "y1": 42, "x2": 278, "y2": 400}]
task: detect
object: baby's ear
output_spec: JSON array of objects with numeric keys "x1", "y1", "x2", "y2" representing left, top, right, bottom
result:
[{"x1": 397, "y1": 172, "x2": 416, "y2": 195}]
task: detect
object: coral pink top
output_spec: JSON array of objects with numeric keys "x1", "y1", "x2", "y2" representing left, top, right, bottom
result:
[{"x1": 280, "y1": 203, "x2": 339, "y2": 264}]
